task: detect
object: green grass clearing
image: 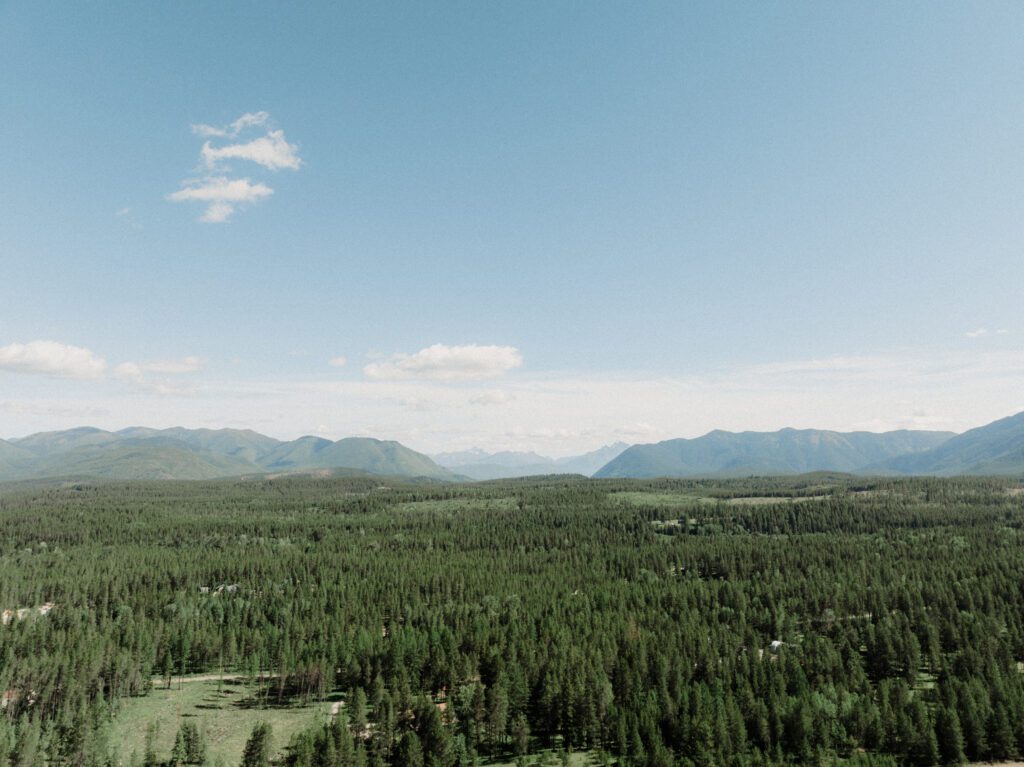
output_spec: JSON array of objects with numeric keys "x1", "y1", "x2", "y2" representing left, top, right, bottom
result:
[
  {"x1": 393, "y1": 497, "x2": 519, "y2": 514},
  {"x1": 725, "y1": 494, "x2": 829, "y2": 505},
  {"x1": 608, "y1": 492, "x2": 714, "y2": 509},
  {"x1": 109, "y1": 676, "x2": 335, "y2": 765},
  {"x1": 914, "y1": 670, "x2": 938, "y2": 691}
]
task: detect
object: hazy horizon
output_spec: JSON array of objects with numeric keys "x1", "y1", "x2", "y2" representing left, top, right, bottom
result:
[{"x1": 0, "y1": 403, "x2": 1004, "y2": 462}]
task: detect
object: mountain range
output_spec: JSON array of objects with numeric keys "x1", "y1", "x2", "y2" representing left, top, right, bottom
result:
[
  {"x1": 433, "y1": 443, "x2": 629, "y2": 480},
  {"x1": 594, "y1": 428, "x2": 953, "y2": 478},
  {"x1": 0, "y1": 427, "x2": 458, "y2": 482},
  {"x1": 595, "y1": 411, "x2": 1024, "y2": 478},
  {"x1": 2, "y1": 410, "x2": 1024, "y2": 483}
]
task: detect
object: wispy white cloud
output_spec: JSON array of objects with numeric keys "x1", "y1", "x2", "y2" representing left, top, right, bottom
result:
[
  {"x1": 167, "y1": 177, "x2": 272, "y2": 222},
  {"x1": 114, "y1": 356, "x2": 202, "y2": 396},
  {"x1": 191, "y1": 111, "x2": 269, "y2": 138},
  {"x1": 964, "y1": 328, "x2": 1010, "y2": 339},
  {"x1": 328, "y1": 356, "x2": 347, "y2": 368},
  {"x1": 114, "y1": 206, "x2": 143, "y2": 230},
  {"x1": 201, "y1": 202, "x2": 235, "y2": 224},
  {"x1": 364, "y1": 344, "x2": 523, "y2": 381},
  {"x1": 201, "y1": 130, "x2": 301, "y2": 171},
  {"x1": 112, "y1": 362, "x2": 145, "y2": 384},
  {"x1": 171, "y1": 112, "x2": 300, "y2": 222},
  {"x1": 0, "y1": 341, "x2": 106, "y2": 380}
]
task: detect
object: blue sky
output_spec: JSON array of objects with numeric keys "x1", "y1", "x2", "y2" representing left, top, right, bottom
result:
[{"x1": 1, "y1": 2, "x2": 1023, "y2": 454}]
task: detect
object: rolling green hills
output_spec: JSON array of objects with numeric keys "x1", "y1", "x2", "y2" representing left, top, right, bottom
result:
[
  {"x1": 261, "y1": 436, "x2": 457, "y2": 480},
  {"x1": 13, "y1": 425, "x2": 121, "y2": 455},
  {"x1": 117, "y1": 427, "x2": 280, "y2": 464},
  {"x1": 24, "y1": 441, "x2": 260, "y2": 481},
  {"x1": 257, "y1": 435, "x2": 334, "y2": 470}
]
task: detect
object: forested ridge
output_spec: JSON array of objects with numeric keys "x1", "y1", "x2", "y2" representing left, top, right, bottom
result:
[{"x1": 1, "y1": 475, "x2": 1024, "y2": 766}]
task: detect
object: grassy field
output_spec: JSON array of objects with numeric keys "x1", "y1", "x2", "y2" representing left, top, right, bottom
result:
[
  {"x1": 394, "y1": 497, "x2": 519, "y2": 514},
  {"x1": 608, "y1": 491, "x2": 712, "y2": 508},
  {"x1": 108, "y1": 674, "x2": 597, "y2": 767},
  {"x1": 108, "y1": 676, "x2": 336, "y2": 765},
  {"x1": 724, "y1": 494, "x2": 829, "y2": 505}
]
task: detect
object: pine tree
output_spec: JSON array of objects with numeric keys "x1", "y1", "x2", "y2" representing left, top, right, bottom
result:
[
  {"x1": 354, "y1": 741, "x2": 368, "y2": 767},
  {"x1": 485, "y1": 684, "x2": 509, "y2": 753},
  {"x1": 349, "y1": 688, "x2": 369, "y2": 739},
  {"x1": 241, "y1": 722, "x2": 273, "y2": 767},
  {"x1": 170, "y1": 727, "x2": 188, "y2": 767},
  {"x1": 957, "y1": 691, "x2": 986, "y2": 761},
  {"x1": 316, "y1": 727, "x2": 336, "y2": 767},
  {"x1": 986, "y1": 704, "x2": 1014, "y2": 761},
  {"x1": 334, "y1": 712, "x2": 355, "y2": 767},
  {"x1": 163, "y1": 650, "x2": 175, "y2": 689},
  {"x1": 288, "y1": 731, "x2": 315, "y2": 767},
  {"x1": 396, "y1": 732, "x2": 424, "y2": 767},
  {"x1": 935, "y1": 707, "x2": 965, "y2": 765},
  {"x1": 511, "y1": 715, "x2": 530, "y2": 756},
  {"x1": 10, "y1": 721, "x2": 42, "y2": 767},
  {"x1": 184, "y1": 721, "x2": 206, "y2": 764}
]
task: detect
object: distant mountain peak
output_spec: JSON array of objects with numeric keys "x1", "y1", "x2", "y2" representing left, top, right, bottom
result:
[{"x1": 433, "y1": 442, "x2": 631, "y2": 480}]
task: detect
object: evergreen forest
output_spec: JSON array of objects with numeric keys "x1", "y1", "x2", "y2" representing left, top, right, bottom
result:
[{"x1": 1, "y1": 474, "x2": 1023, "y2": 767}]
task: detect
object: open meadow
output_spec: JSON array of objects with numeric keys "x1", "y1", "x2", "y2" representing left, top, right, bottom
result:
[{"x1": 109, "y1": 675, "x2": 335, "y2": 765}]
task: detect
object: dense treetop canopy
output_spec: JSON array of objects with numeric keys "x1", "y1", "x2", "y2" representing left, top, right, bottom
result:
[{"x1": 0, "y1": 473, "x2": 1023, "y2": 766}]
